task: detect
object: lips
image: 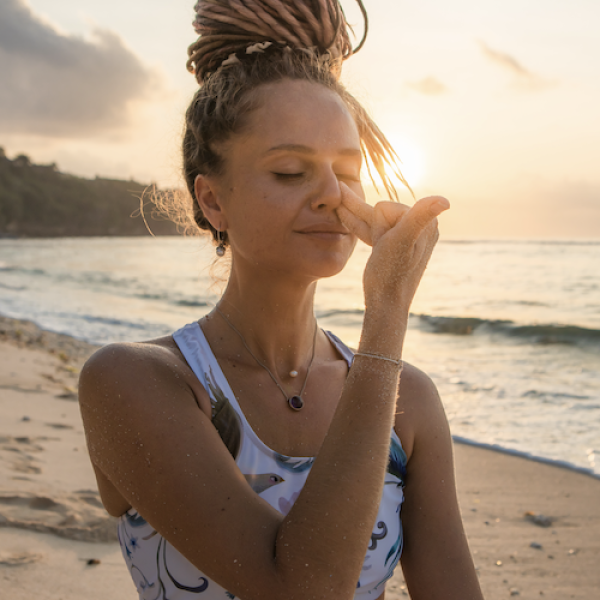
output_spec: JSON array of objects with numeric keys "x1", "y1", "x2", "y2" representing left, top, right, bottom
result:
[
  {"x1": 295, "y1": 225, "x2": 351, "y2": 244},
  {"x1": 296, "y1": 223, "x2": 350, "y2": 235}
]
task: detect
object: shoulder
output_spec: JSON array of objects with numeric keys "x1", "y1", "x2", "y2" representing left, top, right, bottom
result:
[
  {"x1": 79, "y1": 337, "x2": 216, "y2": 478},
  {"x1": 398, "y1": 361, "x2": 440, "y2": 403},
  {"x1": 81, "y1": 337, "x2": 186, "y2": 382},
  {"x1": 81, "y1": 339, "x2": 182, "y2": 396},
  {"x1": 394, "y1": 362, "x2": 449, "y2": 461},
  {"x1": 79, "y1": 337, "x2": 211, "y2": 424}
]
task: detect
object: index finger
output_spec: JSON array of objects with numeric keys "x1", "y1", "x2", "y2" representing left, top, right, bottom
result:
[
  {"x1": 339, "y1": 182, "x2": 374, "y2": 228},
  {"x1": 337, "y1": 205, "x2": 373, "y2": 246}
]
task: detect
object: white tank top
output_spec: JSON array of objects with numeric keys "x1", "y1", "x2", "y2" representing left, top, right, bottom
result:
[{"x1": 117, "y1": 322, "x2": 407, "y2": 599}]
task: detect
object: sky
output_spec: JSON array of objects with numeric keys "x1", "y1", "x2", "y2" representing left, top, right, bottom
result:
[{"x1": 1, "y1": 0, "x2": 599, "y2": 239}]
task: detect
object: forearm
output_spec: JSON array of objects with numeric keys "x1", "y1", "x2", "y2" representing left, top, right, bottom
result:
[{"x1": 274, "y1": 308, "x2": 406, "y2": 597}]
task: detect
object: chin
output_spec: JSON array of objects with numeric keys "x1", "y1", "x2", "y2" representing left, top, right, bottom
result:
[
  {"x1": 242, "y1": 239, "x2": 356, "y2": 281},
  {"x1": 299, "y1": 247, "x2": 355, "y2": 281}
]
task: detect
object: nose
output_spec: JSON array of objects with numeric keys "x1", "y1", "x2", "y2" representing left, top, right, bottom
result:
[{"x1": 310, "y1": 166, "x2": 342, "y2": 211}]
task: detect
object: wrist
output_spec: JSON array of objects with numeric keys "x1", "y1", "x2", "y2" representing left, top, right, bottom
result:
[
  {"x1": 358, "y1": 307, "x2": 408, "y2": 360},
  {"x1": 354, "y1": 352, "x2": 403, "y2": 369}
]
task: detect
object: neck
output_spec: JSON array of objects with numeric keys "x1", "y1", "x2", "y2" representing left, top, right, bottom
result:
[{"x1": 209, "y1": 263, "x2": 320, "y2": 377}]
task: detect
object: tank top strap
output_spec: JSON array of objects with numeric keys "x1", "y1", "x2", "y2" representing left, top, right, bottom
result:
[
  {"x1": 173, "y1": 321, "x2": 405, "y2": 472},
  {"x1": 173, "y1": 322, "x2": 352, "y2": 401},
  {"x1": 322, "y1": 329, "x2": 355, "y2": 366},
  {"x1": 172, "y1": 322, "x2": 237, "y2": 406},
  {"x1": 173, "y1": 322, "x2": 255, "y2": 456}
]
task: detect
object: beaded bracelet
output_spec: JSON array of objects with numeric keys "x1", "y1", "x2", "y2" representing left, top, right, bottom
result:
[{"x1": 354, "y1": 352, "x2": 403, "y2": 369}]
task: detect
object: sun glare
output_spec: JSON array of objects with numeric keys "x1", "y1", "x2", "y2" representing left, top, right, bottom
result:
[{"x1": 382, "y1": 135, "x2": 425, "y2": 190}]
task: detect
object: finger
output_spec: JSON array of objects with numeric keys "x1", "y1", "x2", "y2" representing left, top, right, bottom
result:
[
  {"x1": 408, "y1": 211, "x2": 443, "y2": 278},
  {"x1": 415, "y1": 220, "x2": 441, "y2": 277},
  {"x1": 339, "y1": 182, "x2": 374, "y2": 228},
  {"x1": 372, "y1": 204, "x2": 391, "y2": 246},
  {"x1": 395, "y1": 196, "x2": 449, "y2": 248},
  {"x1": 337, "y1": 205, "x2": 373, "y2": 246},
  {"x1": 376, "y1": 201, "x2": 410, "y2": 229},
  {"x1": 412, "y1": 218, "x2": 440, "y2": 264}
]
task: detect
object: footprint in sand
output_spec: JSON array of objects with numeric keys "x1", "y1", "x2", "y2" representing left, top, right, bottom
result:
[
  {"x1": 1, "y1": 435, "x2": 47, "y2": 452},
  {"x1": 55, "y1": 390, "x2": 78, "y2": 401},
  {"x1": 0, "y1": 494, "x2": 61, "y2": 513},
  {"x1": 12, "y1": 460, "x2": 42, "y2": 474},
  {"x1": 0, "y1": 435, "x2": 51, "y2": 475},
  {"x1": 44, "y1": 422, "x2": 74, "y2": 430},
  {"x1": 0, "y1": 552, "x2": 44, "y2": 567},
  {"x1": 0, "y1": 384, "x2": 46, "y2": 394},
  {"x1": 0, "y1": 492, "x2": 117, "y2": 543}
]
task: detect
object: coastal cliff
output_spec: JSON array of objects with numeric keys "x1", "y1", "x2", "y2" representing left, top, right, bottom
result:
[{"x1": 0, "y1": 148, "x2": 179, "y2": 237}]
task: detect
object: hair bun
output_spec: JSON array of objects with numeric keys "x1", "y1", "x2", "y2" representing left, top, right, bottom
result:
[{"x1": 187, "y1": 0, "x2": 367, "y2": 84}]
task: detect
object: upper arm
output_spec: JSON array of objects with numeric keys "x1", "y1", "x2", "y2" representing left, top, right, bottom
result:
[
  {"x1": 78, "y1": 343, "x2": 285, "y2": 599},
  {"x1": 396, "y1": 365, "x2": 483, "y2": 600}
]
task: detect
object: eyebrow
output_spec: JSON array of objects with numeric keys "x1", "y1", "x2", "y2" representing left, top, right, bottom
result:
[{"x1": 265, "y1": 144, "x2": 362, "y2": 158}]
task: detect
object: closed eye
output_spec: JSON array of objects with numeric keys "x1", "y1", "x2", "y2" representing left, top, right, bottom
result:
[
  {"x1": 272, "y1": 172, "x2": 360, "y2": 183},
  {"x1": 337, "y1": 174, "x2": 361, "y2": 183},
  {"x1": 273, "y1": 172, "x2": 304, "y2": 181}
]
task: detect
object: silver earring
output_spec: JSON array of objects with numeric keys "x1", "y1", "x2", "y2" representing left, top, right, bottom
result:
[{"x1": 215, "y1": 230, "x2": 226, "y2": 257}]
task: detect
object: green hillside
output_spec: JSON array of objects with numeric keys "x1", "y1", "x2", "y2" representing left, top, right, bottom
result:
[{"x1": 0, "y1": 148, "x2": 179, "y2": 237}]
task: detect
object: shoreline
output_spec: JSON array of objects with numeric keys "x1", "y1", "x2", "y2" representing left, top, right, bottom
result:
[
  {"x1": 1, "y1": 315, "x2": 599, "y2": 598},
  {"x1": 0, "y1": 314, "x2": 100, "y2": 363},
  {"x1": 452, "y1": 436, "x2": 600, "y2": 482},
  {"x1": 1, "y1": 313, "x2": 596, "y2": 480}
]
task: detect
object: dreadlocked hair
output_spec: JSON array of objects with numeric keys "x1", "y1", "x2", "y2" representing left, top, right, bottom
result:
[
  {"x1": 187, "y1": 0, "x2": 368, "y2": 84},
  {"x1": 176, "y1": 0, "x2": 412, "y2": 248}
]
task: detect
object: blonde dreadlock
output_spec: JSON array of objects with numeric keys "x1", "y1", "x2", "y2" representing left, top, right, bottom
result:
[{"x1": 187, "y1": 0, "x2": 368, "y2": 84}]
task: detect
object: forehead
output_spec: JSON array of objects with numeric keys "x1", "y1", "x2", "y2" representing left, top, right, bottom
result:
[{"x1": 241, "y1": 79, "x2": 360, "y2": 152}]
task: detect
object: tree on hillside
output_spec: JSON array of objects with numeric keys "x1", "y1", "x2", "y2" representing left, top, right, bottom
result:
[{"x1": 0, "y1": 151, "x2": 180, "y2": 237}]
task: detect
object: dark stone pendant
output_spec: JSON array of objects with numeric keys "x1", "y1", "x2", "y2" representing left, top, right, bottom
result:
[{"x1": 288, "y1": 396, "x2": 304, "y2": 411}]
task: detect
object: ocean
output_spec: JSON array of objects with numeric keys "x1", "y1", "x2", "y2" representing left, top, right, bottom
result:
[{"x1": 1, "y1": 236, "x2": 598, "y2": 478}]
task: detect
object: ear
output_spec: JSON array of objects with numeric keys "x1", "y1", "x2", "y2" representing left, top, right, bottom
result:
[{"x1": 194, "y1": 174, "x2": 228, "y2": 231}]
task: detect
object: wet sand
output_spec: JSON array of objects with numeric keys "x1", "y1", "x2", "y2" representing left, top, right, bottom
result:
[{"x1": 0, "y1": 316, "x2": 598, "y2": 599}]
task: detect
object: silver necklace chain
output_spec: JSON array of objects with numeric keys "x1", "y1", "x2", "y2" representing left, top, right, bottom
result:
[{"x1": 214, "y1": 305, "x2": 317, "y2": 412}]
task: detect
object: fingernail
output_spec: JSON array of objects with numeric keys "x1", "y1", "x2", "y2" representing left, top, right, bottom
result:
[{"x1": 435, "y1": 198, "x2": 450, "y2": 211}]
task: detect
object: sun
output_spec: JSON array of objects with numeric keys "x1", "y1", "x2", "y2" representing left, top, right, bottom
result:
[{"x1": 377, "y1": 135, "x2": 425, "y2": 191}]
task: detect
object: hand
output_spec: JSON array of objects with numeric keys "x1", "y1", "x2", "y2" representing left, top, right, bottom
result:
[{"x1": 337, "y1": 183, "x2": 449, "y2": 310}]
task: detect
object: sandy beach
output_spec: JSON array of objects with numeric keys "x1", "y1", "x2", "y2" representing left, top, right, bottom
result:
[{"x1": 1, "y1": 316, "x2": 598, "y2": 599}]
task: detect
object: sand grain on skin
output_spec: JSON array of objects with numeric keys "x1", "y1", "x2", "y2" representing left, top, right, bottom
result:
[{"x1": 1, "y1": 316, "x2": 599, "y2": 600}]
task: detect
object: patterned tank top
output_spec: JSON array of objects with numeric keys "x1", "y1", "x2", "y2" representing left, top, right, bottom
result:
[{"x1": 117, "y1": 322, "x2": 407, "y2": 599}]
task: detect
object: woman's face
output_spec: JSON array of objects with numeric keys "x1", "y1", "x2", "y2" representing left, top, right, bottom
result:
[{"x1": 207, "y1": 79, "x2": 365, "y2": 282}]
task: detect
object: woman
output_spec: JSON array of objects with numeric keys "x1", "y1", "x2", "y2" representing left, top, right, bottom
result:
[{"x1": 79, "y1": 1, "x2": 484, "y2": 598}]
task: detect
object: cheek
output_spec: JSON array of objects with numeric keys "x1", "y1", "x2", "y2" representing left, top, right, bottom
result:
[
  {"x1": 225, "y1": 196, "x2": 281, "y2": 250},
  {"x1": 222, "y1": 174, "x2": 305, "y2": 247}
]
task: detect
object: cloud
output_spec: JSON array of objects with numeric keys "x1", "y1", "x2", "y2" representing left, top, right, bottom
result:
[
  {"x1": 0, "y1": 0, "x2": 163, "y2": 137},
  {"x1": 479, "y1": 41, "x2": 553, "y2": 91},
  {"x1": 406, "y1": 77, "x2": 447, "y2": 96},
  {"x1": 479, "y1": 41, "x2": 532, "y2": 77}
]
